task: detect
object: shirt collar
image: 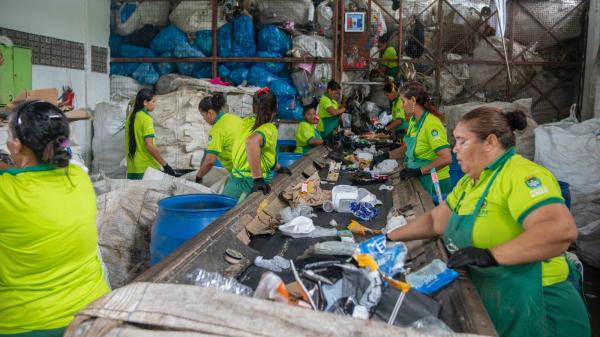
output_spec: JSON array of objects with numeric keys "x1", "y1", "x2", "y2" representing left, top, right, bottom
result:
[
  {"x1": 214, "y1": 111, "x2": 226, "y2": 124},
  {"x1": 142, "y1": 108, "x2": 151, "y2": 116},
  {"x1": 0, "y1": 163, "x2": 53, "y2": 176},
  {"x1": 485, "y1": 147, "x2": 516, "y2": 171}
]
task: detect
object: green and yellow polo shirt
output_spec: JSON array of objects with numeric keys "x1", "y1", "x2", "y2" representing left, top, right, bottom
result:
[
  {"x1": 390, "y1": 97, "x2": 408, "y2": 130},
  {"x1": 382, "y1": 46, "x2": 399, "y2": 68},
  {"x1": 125, "y1": 109, "x2": 161, "y2": 178},
  {"x1": 406, "y1": 112, "x2": 450, "y2": 180},
  {"x1": 317, "y1": 95, "x2": 340, "y2": 136},
  {"x1": 446, "y1": 148, "x2": 568, "y2": 287},
  {"x1": 0, "y1": 164, "x2": 110, "y2": 334},
  {"x1": 295, "y1": 121, "x2": 322, "y2": 154},
  {"x1": 207, "y1": 111, "x2": 243, "y2": 172},
  {"x1": 231, "y1": 117, "x2": 278, "y2": 179}
]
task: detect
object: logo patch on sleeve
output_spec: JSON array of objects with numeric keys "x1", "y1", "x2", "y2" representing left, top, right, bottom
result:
[
  {"x1": 525, "y1": 176, "x2": 549, "y2": 197},
  {"x1": 431, "y1": 129, "x2": 440, "y2": 139}
]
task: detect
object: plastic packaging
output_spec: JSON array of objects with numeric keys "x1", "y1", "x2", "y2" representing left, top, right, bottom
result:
[
  {"x1": 350, "y1": 202, "x2": 380, "y2": 221},
  {"x1": 373, "y1": 159, "x2": 399, "y2": 175},
  {"x1": 322, "y1": 200, "x2": 334, "y2": 213},
  {"x1": 357, "y1": 188, "x2": 382, "y2": 206},
  {"x1": 218, "y1": 64, "x2": 231, "y2": 80},
  {"x1": 118, "y1": 43, "x2": 156, "y2": 74},
  {"x1": 253, "y1": 272, "x2": 290, "y2": 303},
  {"x1": 358, "y1": 235, "x2": 408, "y2": 276},
  {"x1": 313, "y1": 241, "x2": 358, "y2": 256},
  {"x1": 406, "y1": 259, "x2": 459, "y2": 294},
  {"x1": 257, "y1": 25, "x2": 291, "y2": 55},
  {"x1": 352, "y1": 305, "x2": 369, "y2": 320},
  {"x1": 155, "y1": 52, "x2": 175, "y2": 75},
  {"x1": 194, "y1": 30, "x2": 213, "y2": 56},
  {"x1": 132, "y1": 63, "x2": 160, "y2": 85},
  {"x1": 150, "y1": 25, "x2": 188, "y2": 54},
  {"x1": 187, "y1": 268, "x2": 253, "y2": 297},
  {"x1": 357, "y1": 152, "x2": 373, "y2": 170},
  {"x1": 379, "y1": 184, "x2": 394, "y2": 191},
  {"x1": 279, "y1": 216, "x2": 314, "y2": 237},
  {"x1": 255, "y1": 51, "x2": 285, "y2": 74},
  {"x1": 230, "y1": 67, "x2": 250, "y2": 86},
  {"x1": 280, "y1": 205, "x2": 316, "y2": 223},
  {"x1": 174, "y1": 42, "x2": 206, "y2": 75},
  {"x1": 254, "y1": 255, "x2": 291, "y2": 272},
  {"x1": 247, "y1": 65, "x2": 279, "y2": 88},
  {"x1": 332, "y1": 185, "x2": 358, "y2": 213},
  {"x1": 409, "y1": 316, "x2": 455, "y2": 335}
]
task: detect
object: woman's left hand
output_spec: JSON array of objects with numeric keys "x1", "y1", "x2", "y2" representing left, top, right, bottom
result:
[
  {"x1": 448, "y1": 247, "x2": 498, "y2": 268},
  {"x1": 400, "y1": 167, "x2": 422, "y2": 180}
]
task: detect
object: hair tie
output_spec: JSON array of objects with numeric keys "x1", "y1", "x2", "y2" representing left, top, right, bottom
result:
[
  {"x1": 256, "y1": 87, "x2": 270, "y2": 96},
  {"x1": 58, "y1": 138, "x2": 70, "y2": 149}
]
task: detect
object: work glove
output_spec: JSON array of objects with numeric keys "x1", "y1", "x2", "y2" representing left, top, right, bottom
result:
[
  {"x1": 276, "y1": 166, "x2": 292, "y2": 175},
  {"x1": 399, "y1": 167, "x2": 422, "y2": 180},
  {"x1": 373, "y1": 152, "x2": 389, "y2": 166},
  {"x1": 447, "y1": 247, "x2": 498, "y2": 268},
  {"x1": 195, "y1": 176, "x2": 203, "y2": 184},
  {"x1": 251, "y1": 178, "x2": 271, "y2": 195},
  {"x1": 162, "y1": 163, "x2": 176, "y2": 176}
]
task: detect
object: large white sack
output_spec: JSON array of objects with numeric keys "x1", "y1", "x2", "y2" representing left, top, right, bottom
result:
[
  {"x1": 113, "y1": 1, "x2": 170, "y2": 36},
  {"x1": 247, "y1": 0, "x2": 315, "y2": 26},
  {"x1": 110, "y1": 75, "x2": 150, "y2": 101},
  {"x1": 169, "y1": 0, "x2": 227, "y2": 33},
  {"x1": 92, "y1": 100, "x2": 130, "y2": 178},
  {"x1": 142, "y1": 167, "x2": 229, "y2": 195}
]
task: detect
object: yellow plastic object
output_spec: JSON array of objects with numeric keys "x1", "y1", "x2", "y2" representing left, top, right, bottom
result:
[
  {"x1": 354, "y1": 254, "x2": 379, "y2": 271},
  {"x1": 383, "y1": 276, "x2": 411, "y2": 293},
  {"x1": 347, "y1": 220, "x2": 382, "y2": 235}
]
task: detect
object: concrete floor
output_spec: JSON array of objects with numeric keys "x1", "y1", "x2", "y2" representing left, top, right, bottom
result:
[{"x1": 584, "y1": 263, "x2": 600, "y2": 336}]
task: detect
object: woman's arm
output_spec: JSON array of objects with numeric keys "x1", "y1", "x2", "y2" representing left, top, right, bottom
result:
[
  {"x1": 490, "y1": 204, "x2": 577, "y2": 265},
  {"x1": 326, "y1": 105, "x2": 346, "y2": 117},
  {"x1": 195, "y1": 153, "x2": 217, "y2": 180},
  {"x1": 387, "y1": 202, "x2": 452, "y2": 241},
  {"x1": 246, "y1": 133, "x2": 264, "y2": 179},
  {"x1": 144, "y1": 138, "x2": 167, "y2": 166},
  {"x1": 420, "y1": 148, "x2": 452, "y2": 174}
]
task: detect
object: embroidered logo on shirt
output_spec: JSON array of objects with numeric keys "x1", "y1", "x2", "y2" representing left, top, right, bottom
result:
[
  {"x1": 431, "y1": 129, "x2": 440, "y2": 140},
  {"x1": 525, "y1": 176, "x2": 549, "y2": 197}
]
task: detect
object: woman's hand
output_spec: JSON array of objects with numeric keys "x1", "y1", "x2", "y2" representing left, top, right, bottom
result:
[{"x1": 448, "y1": 247, "x2": 498, "y2": 268}]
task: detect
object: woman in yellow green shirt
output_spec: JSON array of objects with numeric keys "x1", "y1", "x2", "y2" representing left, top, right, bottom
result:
[
  {"x1": 387, "y1": 107, "x2": 590, "y2": 337},
  {"x1": 223, "y1": 88, "x2": 291, "y2": 202},
  {"x1": 195, "y1": 93, "x2": 242, "y2": 184},
  {"x1": 377, "y1": 32, "x2": 399, "y2": 79},
  {"x1": 295, "y1": 104, "x2": 323, "y2": 154},
  {"x1": 1, "y1": 101, "x2": 110, "y2": 336},
  {"x1": 125, "y1": 88, "x2": 175, "y2": 179},
  {"x1": 317, "y1": 80, "x2": 346, "y2": 140},
  {"x1": 382, "y1": 81, "x2": 408, "y2": 140}
]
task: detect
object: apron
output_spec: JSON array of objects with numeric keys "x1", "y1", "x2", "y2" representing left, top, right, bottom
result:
[
  {"x1": 404, "y1": 112, "x2": 436, "y2": 195},
  {"x1": 442, "y1": 155, "x2": 546, "y2": 337},
  {"x1": 318, "y1": 117, "x2": 339, "y2": 139},
  {"x1": 223, "y1": 169, "x2": 275, "y2": 203}
]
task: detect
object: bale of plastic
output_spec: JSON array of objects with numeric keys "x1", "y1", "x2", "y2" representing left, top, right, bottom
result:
[
  {"x1": 112, "y1": 1, "x2": 169, "y2": 36},
  {"x1": 132, "y1": 63, "x2": 160, "y2": 85},
  {"x1": 255, "y1": 51, "x2": 286, "y2": 74},
  {"x1": 257, "y1": 26, "x2": 291, "y2": 55},
  {"x1": 169, "y1": 0, "x2": 227, "y2": 33},
  {"x1": 248, "y1": 0, "x2": 315, "y2": 27},
  {"x1": 150, "y1": 25, "x2": 187, "y2": 55},
  {"x1": 230, "y1": 67, "x2": 250, "y2": 86},
  {"x1": 109, "y1": 75, "x2": 150, "y2": 100},
  {"x1": 155, "y1": 53, "x2": 175, "y2": 76},
  {"x1": 118, "y1": 44, "x2": 156, "y2": 75},
  {"x1": 194, "y1": 30, "x2": 213, "y2": 56},
  {"x1": 174, "y1": 42, "x2": 206, "y2": 76},
  {"x1": 247, "y1": 65, "x2": 279, "y2": 88}
]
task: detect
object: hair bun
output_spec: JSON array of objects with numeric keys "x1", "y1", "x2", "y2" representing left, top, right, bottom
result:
[{"x1": 506, "y1": 110, "x2": 527, "y2": 131}]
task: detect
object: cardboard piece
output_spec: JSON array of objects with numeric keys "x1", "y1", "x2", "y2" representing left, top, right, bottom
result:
[
  {"x1": 281, "y1": 172, "x2": 331, "y2": 208},
  {"x1": 6, "y1": 88, "x2": 58, "y2": 109},
  {"x1": 64, "y1": 108, "x2": 93, "y2": 122}
]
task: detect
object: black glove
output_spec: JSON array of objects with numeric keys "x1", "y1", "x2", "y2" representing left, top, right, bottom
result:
[
  {"x1": 251, "y1": 178, "x2": 271, "y2": 195},
  {"x1": 448, "y1": 247, "x2": 498, "y2": 268},
  {"x1": 162, "y1": 163, "x2": 176, "y2": 176},
  {"x1": 373, "y1": 152, "x2": 389, "y2": 166},
  {"x1": 195, "y1": 176, "x2": 203, "y2": 184},
  {"x1": 276, "y1": 166, "x2": 292, "y2": 175},
  {"x1": 399, "y1": 167, "x2": 422, "y2": 180},
  {"x1": 392, "y1": 0, "x2": 400, "y2": 10}
]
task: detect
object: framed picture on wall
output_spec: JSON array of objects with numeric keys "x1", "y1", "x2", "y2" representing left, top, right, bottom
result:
[{"x1": 345, "y1": 12, "x2": 365, "y2": 32}]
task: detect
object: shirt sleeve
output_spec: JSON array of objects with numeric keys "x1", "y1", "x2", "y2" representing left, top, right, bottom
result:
[
  {"x1": 507, "y1": 166, "x2": 565, "y2": 224},
  {"x1": 295, "y1": 123, "x2": 314, "y2": 145},
  {"x1": 206, "y1": 127, "x2": 223, "y2": 155},
  {"x1": 141, "y1": 115, "x2": 155, "y2": 139},
  {"x1": 319, "y1": 96, "x2": 337, "y2": 117},
  {"x1": 424, "y1": 117, "x2": 449, "y2": 153}
]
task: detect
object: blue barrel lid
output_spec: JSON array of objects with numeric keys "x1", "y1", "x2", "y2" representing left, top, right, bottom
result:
[{"x1": 158, "y1": 194, "x2": 237, "y2": 213}]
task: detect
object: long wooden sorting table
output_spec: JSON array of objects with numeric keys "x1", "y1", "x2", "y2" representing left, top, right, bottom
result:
[{"x1": 136, "y1": 145, "x2": 498, "y2": 336}]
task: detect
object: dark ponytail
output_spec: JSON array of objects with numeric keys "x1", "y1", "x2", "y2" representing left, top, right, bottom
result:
[
  {"x1": 128, "y1": 88, "x2": 155, "y2": 159},
  {"x1": 252, "y1": 88, "x2": 277, "y2": 131},
  {"x1": 10, "y1": 100, "x2": 71, "y2": 168},
  {"x1": 505, "y1": 110, "x2": 527, "y2": 131},
  {"x1": 401, "y1": 81, "x2": 444, "y2": 121},
  {"x1": 199, "y1": 92, "x2": 226, "y2": 113}
]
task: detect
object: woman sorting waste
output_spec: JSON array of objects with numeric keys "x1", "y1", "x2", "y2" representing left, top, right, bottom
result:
[
  {"x1": 382, "y1": 81, "x2": 408, "y2": 140},
  {"x1": 195, "y1": 93, "x2": 242, "y2": 184},
  {"x1": 386, "y1": 107, "x2": 590, "y2": 337},
  {"x1": 125, "y1": 88, "x2": 175, "y2": 179},
  {"x1": 375, "y1": 81, "x2": 451, "y2": 196},
  {"x1": 0, "y1": 101, "x2": 110, "y2": 336},
  {"x1": 294, "y1": 104, "x2": 323, "y2": 154},
  {"x1": 223, "y1": 88, "x2": 291, "y2": 202},
  {"x1": 317, "y1": 80, "x2": 345, "y2": 141},
  {"x1": 376, "y1": 32, "x2": 399, "y2": 79}
]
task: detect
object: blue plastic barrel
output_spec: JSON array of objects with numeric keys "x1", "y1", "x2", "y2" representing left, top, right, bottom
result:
[
  {"x1": 449, "y1": 153, "x2": 464, "y2": 188},
  {"x1": 278, "y1": 153, "x2": 302, "y2": 168},
  {"x1": 150, "y1": 194, "x2": 236, "y2": 265},
  {"x1": 558, "y1": 181, "x2": 571, "y2": 209},
  {"x1": 277, "y1": 139, "x2": 297, "y2": 153}
]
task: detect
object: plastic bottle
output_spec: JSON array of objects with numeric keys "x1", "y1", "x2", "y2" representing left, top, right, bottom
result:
[{"x1": 406, "y1": 259, "x2": 448, "y2": 289}]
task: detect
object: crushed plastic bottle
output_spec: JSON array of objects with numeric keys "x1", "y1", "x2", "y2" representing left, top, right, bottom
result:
[
  {"x1": 254, "y1": 256, "x2": 291, "y2": 272},
  {"x1": 187, "y1": 269, "x2": 253, "y2": 297},
  {"x1": 406, "y1": 259, "x2": 459, "y2": 294}
]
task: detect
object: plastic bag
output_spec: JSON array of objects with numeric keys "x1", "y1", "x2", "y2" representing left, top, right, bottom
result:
[
  {"x1": 255, "y1": 51, "x2": 285, "y2": 74},
  {"x1": 254, "y1": 256, "x2": 291, "y2": 272},
  {"x1": 313, "y1": 241, "x2": 358, "y2": 256},
  {"x1": 110, "y1": 63, "x2": 128, "y2": 76},
  {"x1": 247, "y1": 65, "x2": 278, "y2": 87},
  {"x1": 132, "y1": 63, "x2": 160, "y2": 85},
  {"x1": 118, "y1": 43, "x2": 156, "y2": 75},
  {"x1": 113, "y1": 1, "x2": 169, "y2": 36},
  {"x1": 280, "y1": 205, "x2": 316, "y2": 223},
  {"x1": 358, "y1": 235, "x2": 408, "y2": 277},
  {"x1": 350, "y1": 202, "x2": 380, "y2": 221},
  {"x1": 155, "y1": 52, "x2": 175, "y2": 75},
  {"x1": 409, "y1": 316, "x2": 454, "y2": 336},
  {"x1": 277, "y1": 96, "x2": 303, "y2": 121},
  {"x1": 406, "y1": 259, "x2": 459, "y2": 294},
  {"x1": 232, "y1": 15, "x2": 256, "y2": 55},
  {"x1": 150, "y1": 25, "x2": 188, "y2": 55},
  {"x1": 230, "y1": 67, "x2": 249, "y2": 86},
  {"x1": 194, "y1": 30, "x2": 213, "y2": 56},
  {"x1": 253, "y1": 272, "x2": 290, "y2": 303},
  {"x1": 257, "y1": 26, "x2": 291, "y2": 55},
  {"x1": 174, "y1": 42, "x2": 205, "y2": 75},
  {"x1": 109, "y1": 34, "x2": 124, "y2": 57},
  {"x1": 373, "y1": 159, "x2": 399, "y2": 175},
  {"x1": 218, "y1": 64, "x2": 231, "y2": 81},
  {"x1": 192, "y1": 65, "x2": 212, "y2": 79},
  {"x1": 279, "y1": 216, "x2": 314, "y2": 236},
  {"x1": 187, "y1": 268, "x2": 253, "y2": 297}
]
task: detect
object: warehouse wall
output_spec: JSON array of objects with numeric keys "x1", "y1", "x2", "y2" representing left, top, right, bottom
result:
[
  {"x1": 0, "y1": 0, "x2": 110, "y2": 164},
  {"x1": 582, "y1": 0, "x2": 600, "y2": 120}
]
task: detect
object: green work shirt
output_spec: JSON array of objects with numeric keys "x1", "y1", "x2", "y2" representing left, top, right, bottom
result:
[
  {"x1": 317, "y1": 95, "x2": 340, "y2": 137},
  {"x1": 446, "y1": 148, "x2": 568, "y2": 287},
  {"x1": 207, "y1": 111, "x2": 243, "y2": 172},
  {"x1": 406, "y1": 112, "x2": 450, "y2": 180},
  {"x1": 0, "y1": 164, "x2": 110, "y2": 334},
  {"x1": 382, "y1": 46, "x2": 399, "y2": 69},
  {"x1": 295, "y1": 121, "x2": 322, "y2": 154},
  {"x1": 231, "y1": 117, "x2": 278, "y2": 179},
  {"x1": 390, "y1": 97, "x2": 408, "y2": 130},
  {"x1": 125, "y1": 109, "x2": 161, "y2": 177}
]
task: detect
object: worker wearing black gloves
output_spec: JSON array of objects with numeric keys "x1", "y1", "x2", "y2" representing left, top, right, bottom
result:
[
  {"x1": 125, "y1": 88, "x2": 175, "y2": 179},
  {"x1": 386, "y1": 106, "x2": 590, "y2": 337}
]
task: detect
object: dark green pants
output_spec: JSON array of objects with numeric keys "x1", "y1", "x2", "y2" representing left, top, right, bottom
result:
[
  {"x1": 543, "y1": 281, "x2": 590, "y2": 337},
  {"x1": 2, "y1": 328, "x2": 66, "y2": 337}
]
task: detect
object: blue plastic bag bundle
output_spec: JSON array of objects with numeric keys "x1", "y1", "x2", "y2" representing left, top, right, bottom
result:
[
  {"x1": 231, "y1": 15, "x2": 256, "y2": 57},
  {"x1": 132, "y1": 63, "x2": 160, "y2": 85},
  {"x1": 230, "y1": 67, "x2": 249, "y2": 86},
  {"x1": 217, "y1": 23, "x2": 232, "y2": 57},
  {"x1": 358, "y1": 235, "x2": 408, "y2": 277},
  {"x1": 218, "y1": 64, "x2": 231, "y2": 81},
  {"x1": 192, "y1": 64, "x2": 212, "y2": 79},
  {"x1": 350, "y1": 202, "x2": 380, "y2": 221},
  {"x1": 150, "y1": 25, "x2": 188, "y2": 55},
  {"x1": 174, "y1": 42, "x2": 205, "y2": 76},
  {"x1": 155, "y1": 52, "x2": 175, "y2": 75},
  {"x1": 119, "y1": 3, "x2": 137, "y2": 23},
  {"x1": 110, "y1": 62, "x2": 128, "y2": 76},
  {"x1": 255, "y1": 51, "x2": 285, "y2": 74},
  {"x1": 277, "y1": 96, "x2": 303, "y2": 120},
  {"x1": 257, "y1": 26, "x2": 291, "y2": 55},
  {"x1": 270, "y1": 78, "x2": 297, "y2": 97},
  {"x1": 109, "y1": 34, "x2": 124, "y2": 57},
  {"x1": 405, "y1": 259, "x2": 459, "y2": 295},
  {"x1": 247, "y1": 65, "x2": 278, "y2": 88},
  {"x1": 118, "y1": 43, "x2": 156, "y2": 74},
  {"x1": 194, "y1": 30, "x2": 213, "y2": 56}
]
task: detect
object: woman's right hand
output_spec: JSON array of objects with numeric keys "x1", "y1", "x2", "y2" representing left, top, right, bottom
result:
[{"x1": 251, "y1": 178, "x2": 271, "y2": 195}]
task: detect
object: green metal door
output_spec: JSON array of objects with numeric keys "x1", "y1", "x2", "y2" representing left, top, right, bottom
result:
[
  {"x1": 12, "y1": 47, "x2": 32, "y2": 97},
  {"x1": 0, "y1": 45, "x2": 15, "y2": 106}
]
